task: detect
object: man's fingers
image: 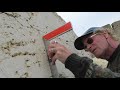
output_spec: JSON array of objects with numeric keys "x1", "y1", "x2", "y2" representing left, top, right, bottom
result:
[
  {"x1": 48, "y1": 44, "x2": 56, "y2": 48},
  {"x1": 51, "y1": 41, "x2": 58, "y2": 44},
  {"x1": 47, "y1": 41, "x2": 59, "y2": 62},
  {"x1": 51, "y1": 54, "x2": 57, "y2": 65},
  {"x1": 48, "y1": 48, "x2": 56, "y2": 59},
  {"x1": 48, "y1": 52, "x2": 54, "y2": 59},
  {"x1": 49, "y1": 41, "x2": 59, "y2": 48}
]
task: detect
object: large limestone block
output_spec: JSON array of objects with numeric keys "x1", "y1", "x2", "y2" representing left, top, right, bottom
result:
[{"x1": 0, "y1": 12, "x2": 66, "y2": 78}]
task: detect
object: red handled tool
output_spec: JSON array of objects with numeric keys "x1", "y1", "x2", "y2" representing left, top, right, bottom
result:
[{"x1": 43, "y1": 22, "x2": 72, "y2": 78}]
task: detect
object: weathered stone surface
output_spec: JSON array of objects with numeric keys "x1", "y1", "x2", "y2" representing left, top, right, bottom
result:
[
  {"x1": 112, "y1": 20, "x2": 120, "y2": 40},
  {"x1": 0, "y1": 12, "x2": 119, "y2": 78}
]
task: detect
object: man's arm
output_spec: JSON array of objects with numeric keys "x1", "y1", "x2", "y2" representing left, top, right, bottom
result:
[
  {"x1": 65, "y1": 53, "x2": 120, "y2": 78},
  {"x1": 48, "y1": 41, "x2": 120, "y2": 78}
]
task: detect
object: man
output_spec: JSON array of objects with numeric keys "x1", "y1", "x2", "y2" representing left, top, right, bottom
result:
[{"x1": 48, "y1": 27, "x2": 120, "y2": 78}]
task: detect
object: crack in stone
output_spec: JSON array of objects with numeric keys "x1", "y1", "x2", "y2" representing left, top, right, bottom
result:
[
  {"x1": 3, "y1": 12, "x2": 20, "y2": 18},
  {"x1": 11, "y1": 52, "x2": 36, "y2": 57}
]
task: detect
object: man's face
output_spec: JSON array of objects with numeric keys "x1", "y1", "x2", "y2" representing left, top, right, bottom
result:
[{"x1": 83, "y1": 33, "x2": 108, "y2": 58}]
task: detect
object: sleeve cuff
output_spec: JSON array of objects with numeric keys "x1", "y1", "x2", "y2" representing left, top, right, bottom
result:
[{"x1": 65, "y1": 53, "x2": 93, "y2": 78}]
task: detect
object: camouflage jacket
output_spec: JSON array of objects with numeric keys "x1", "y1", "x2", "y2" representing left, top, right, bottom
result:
[{"x1": 65, "y1": 44, "x2": 120, "y2": 78}]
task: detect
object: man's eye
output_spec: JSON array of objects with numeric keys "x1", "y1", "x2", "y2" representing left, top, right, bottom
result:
[{"x1": 87, "y1": 38, "x2": 93, "y2": 44}]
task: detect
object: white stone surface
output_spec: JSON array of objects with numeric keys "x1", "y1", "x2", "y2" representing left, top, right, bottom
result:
[
  {"x1": 0, "y1": 12, "x2": 94, "y2": 78},
  {"x1": 0, "y1": 12, "x2": 63, "y2": 78}
]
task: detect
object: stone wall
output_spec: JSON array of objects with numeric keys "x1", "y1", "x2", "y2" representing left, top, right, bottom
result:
[
  {"x1": 0, "y1": 12, "x2": 65, "y2": 78},
  {"x1": 0, "y1": 12, "x2": 119, "y2": 78},
  {"x1": 0, "y1": 12, "x2": 93, "y2": 78}
]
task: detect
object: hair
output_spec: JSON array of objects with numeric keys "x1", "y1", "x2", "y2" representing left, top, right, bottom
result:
[{"x1": 94, "y1": 27, "x2": 120, "y2": 42}]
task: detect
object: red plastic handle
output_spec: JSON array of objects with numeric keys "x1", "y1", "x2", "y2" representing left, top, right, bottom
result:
[{"x1": 43, "y1": 22, "x2": 72, "y2": 40}]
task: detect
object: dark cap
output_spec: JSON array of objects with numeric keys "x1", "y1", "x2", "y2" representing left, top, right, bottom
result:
[{"x1": 74, "y1": 27, "x2": 102, "y2": 50}]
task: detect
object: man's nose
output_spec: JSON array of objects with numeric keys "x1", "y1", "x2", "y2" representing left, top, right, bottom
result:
[{"x1": 86, "y1": 44, "x2": 92, "y2": 51}]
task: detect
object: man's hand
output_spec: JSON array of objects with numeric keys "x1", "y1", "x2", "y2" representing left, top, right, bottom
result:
[{"x1": 48, "y1": 41, "x2": 72, "y2": 65}]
